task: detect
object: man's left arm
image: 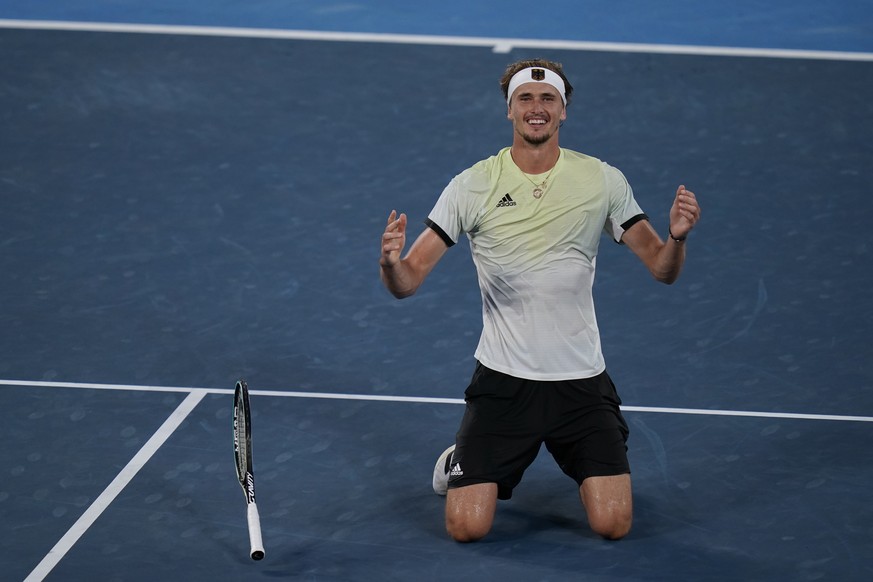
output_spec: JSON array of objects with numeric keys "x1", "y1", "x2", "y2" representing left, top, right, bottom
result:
[{"x1": 621, "y1": 185, "x2": 700, "y2": 285}]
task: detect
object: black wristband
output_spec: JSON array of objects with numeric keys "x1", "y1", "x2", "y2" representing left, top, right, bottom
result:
[{"x1": 669, "y1": 228, "x2": 686, "y2": 242}]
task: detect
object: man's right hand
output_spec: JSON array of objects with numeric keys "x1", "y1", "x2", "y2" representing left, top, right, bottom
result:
[{"x1": 380, "y1": 210, "x2": 407, "y2": 268}]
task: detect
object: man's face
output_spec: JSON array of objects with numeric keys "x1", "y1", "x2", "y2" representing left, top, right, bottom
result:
[{"x1": 507, "y1": 82, "x2": 567, "y2": 145}]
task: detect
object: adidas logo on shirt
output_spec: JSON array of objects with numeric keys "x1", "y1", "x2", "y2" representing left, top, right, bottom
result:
[{"x1": 496, "y1": 193, "x2": 516, "y2": 208}]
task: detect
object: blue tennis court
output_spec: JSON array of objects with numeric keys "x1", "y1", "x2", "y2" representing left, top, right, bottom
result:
[{"x1": 2, "y1": 3, "x2": 872, "y2": 580}]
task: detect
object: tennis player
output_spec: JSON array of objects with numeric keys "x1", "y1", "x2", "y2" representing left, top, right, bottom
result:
[{"x1": 379, "y1": 59, "x2": 700, "y2": 542}]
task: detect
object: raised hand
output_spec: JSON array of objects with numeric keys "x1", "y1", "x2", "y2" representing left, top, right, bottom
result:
[
  {"x1": 668, "y1": 185, "x2": 700, "y2": 240},
  {"x1": 380, "y1": 210, "x2": 408, "y2": 268}
]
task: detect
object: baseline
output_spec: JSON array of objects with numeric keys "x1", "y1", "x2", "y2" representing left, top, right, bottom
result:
[
  {"x1": 1, "y1": 19, "x2": 873, "y2": 61},
  {"x1": 4, "y1": 379, "x2": 872, "y2": 423}
]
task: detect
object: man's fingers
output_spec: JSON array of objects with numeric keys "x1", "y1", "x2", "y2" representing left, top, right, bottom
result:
[
  {"x1": 385, "y1": 210, "x2": 408, "y2": 232},
  {"x1": 382, "y1": 211, "x2": 408, "y2": 260}
]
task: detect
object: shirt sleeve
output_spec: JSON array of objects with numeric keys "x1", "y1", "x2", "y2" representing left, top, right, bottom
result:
[
  {"x1": 602, "y1": 163, "x2": 647, "y2": 243},
  {"x1": 427, "y1": 164, "x2": 488, "y2": 246},
  {"x1": 426, "y1": 177, "x2": 463, "y2": 246}
]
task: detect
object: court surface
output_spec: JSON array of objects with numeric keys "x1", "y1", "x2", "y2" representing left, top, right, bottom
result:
[{"x1": 2, "y1": 3, "x2": 872, "y2": 581}]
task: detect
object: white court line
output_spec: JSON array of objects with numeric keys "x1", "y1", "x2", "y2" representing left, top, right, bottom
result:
[
  {"x1": 3, "y1": 378, "x2": 873, "y2": 423},
  {"x1": 620, "y1": 405, "x2": 873, "y2": 423},
  {"x1": 23, "y1": 390, "x2": 207, "y2": 582},
  {"x1": 1, "y1": 19, "x2": 873, "y2": 62}
]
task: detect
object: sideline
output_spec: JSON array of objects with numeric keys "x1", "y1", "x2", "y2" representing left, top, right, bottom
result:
[{"x1": 22, "y1": 390, "x2": 208, "y2": 582}]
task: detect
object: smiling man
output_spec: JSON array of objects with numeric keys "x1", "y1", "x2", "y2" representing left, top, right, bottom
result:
[{"x1": 379, "y1": 59, "x2": 700, "y2": 543}]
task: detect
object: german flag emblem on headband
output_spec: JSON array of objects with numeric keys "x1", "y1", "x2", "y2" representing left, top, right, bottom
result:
[{"x1": 531, "y1": 68, "x2": 545, "y2": 81}]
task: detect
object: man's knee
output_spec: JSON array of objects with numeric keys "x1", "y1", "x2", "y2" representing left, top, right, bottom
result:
[
  {"x1": 445, "y1": 483, "x2": 498, "y2": 543},
  {"x1": 446, "y1": 515, "x2": 492, "y2": 543},
  {"x1": 588, "y1": 509, "x2": 632, "y2": 540},
  {"x1": 580, "y1": 474, "x2": 633, "y2": 540}
]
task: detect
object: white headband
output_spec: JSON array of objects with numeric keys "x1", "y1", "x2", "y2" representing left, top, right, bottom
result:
[{"x1": 506, "y1": 67, "x2": 567, "y2": 106}]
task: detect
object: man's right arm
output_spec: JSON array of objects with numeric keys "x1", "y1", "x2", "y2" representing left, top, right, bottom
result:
[{"x1": 379, "y1": 210, "x2": 449, "y2": 299}]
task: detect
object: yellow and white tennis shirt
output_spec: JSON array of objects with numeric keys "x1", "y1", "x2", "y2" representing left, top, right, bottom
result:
[{"x1": 426, "y1": 147, "x2": 646, "y2": 381}]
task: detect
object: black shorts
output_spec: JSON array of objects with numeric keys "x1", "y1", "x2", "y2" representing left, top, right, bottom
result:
[{"x1": 448, "y1": 363, "x2": 630, "y2": 500}]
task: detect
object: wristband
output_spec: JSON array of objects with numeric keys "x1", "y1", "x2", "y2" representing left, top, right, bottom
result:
[{"x1": 669, "y1": 228, "x2": 686, "y2": 242}]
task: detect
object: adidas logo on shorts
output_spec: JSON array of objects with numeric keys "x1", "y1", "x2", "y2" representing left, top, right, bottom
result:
[
  {"x1": 496, "y1": 193, "x2": 516, "y2": 208},
  {"x1": 450, "y1": 462, "x2": 464, "y2": 477}
]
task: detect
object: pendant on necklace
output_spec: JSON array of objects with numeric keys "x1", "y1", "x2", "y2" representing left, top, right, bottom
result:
[{"x1": 532, "y1": 188, "x2": 543, "y2": 199}]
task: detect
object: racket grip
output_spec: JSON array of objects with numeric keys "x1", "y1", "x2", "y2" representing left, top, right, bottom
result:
[{"x1": 247, "y1": 503, "x2": 265, "y2": 560}]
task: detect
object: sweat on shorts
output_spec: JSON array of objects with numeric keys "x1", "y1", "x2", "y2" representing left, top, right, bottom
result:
[{"x1": 448, "y1": 363, "x2": 630, "y2": 500}]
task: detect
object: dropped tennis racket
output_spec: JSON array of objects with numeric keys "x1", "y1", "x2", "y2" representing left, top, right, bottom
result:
[{"x1": 233, "y1": 379, "x2": 265, "y2": 560}]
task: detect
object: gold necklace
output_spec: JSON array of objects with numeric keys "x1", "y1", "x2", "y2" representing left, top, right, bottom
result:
[{"x1": 522, "y1": 165, "x2": 556, "y2": 199}]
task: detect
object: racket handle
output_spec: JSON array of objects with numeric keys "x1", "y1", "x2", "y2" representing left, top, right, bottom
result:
[{"x1": 247, "y1": 502, "x2": 265, "y2": 560}]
